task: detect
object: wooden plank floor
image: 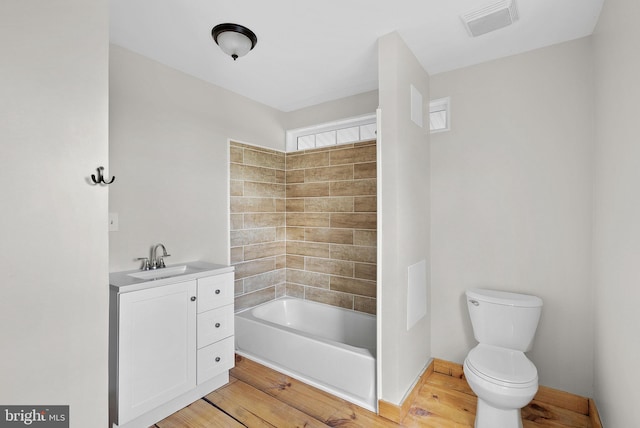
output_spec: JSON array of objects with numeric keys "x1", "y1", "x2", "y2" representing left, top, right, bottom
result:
[{"x1": 154, "y1": 355, "x2": 592, "y2": 428}]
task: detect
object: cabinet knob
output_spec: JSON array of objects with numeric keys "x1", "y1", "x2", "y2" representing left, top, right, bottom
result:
[
  {"x1": 215, "y1": 322, "x2": 221, "y2": 328},
  {"x1": 190, "y1": 296, "x2": 197, "y2": 301},
  {"x1": 215, "y1": 289, "x2": 221, "y2": 295},
  {"x1": 215, "y1": 356, "x2": 221, "y2": 362}
]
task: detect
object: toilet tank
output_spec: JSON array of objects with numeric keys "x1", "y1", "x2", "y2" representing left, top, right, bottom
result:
[{"x1": 466, "y1": 289, "x2": 543, "y2": 352}]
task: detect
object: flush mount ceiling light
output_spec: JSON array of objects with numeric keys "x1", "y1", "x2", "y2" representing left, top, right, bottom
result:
[{"x1": 211, "y1": 23, "x2": 258, "y2": 61}]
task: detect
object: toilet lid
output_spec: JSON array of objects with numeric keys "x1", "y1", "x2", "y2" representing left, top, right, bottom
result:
[{"x1": 466, "y1": 344, "x2": 538, "y2": 386}]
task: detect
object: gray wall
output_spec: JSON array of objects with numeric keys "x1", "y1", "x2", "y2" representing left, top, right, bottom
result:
[
  {"x1": 109, "y1": 47, "x2": 380, "y2": 273},
  {"x1": 0, "y1": 0, "x2": 109, "y2": 425},
  {"x1": 109, "y1": 46, "x2": 285, "y2": 271},
  {"x1": 430, "y1": 37, "x2": 595, "y2": 396},
  {"x1": 592, "y1": 0, "x2": 640, "y2": 425},
  {"x1": 281, "y1": 90, "x2": 379, "y2": 130},
  {"x1": 378, "y1": 32, "x2": 431, "y2": 405}
]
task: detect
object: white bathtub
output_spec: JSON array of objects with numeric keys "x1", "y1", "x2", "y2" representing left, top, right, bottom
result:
[{"x1": 235, "y1": 297, "x2": 377, "y2": 411}]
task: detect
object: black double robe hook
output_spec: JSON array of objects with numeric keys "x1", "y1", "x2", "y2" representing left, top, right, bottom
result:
[{"x1": 91, "y1": 166, "x2": 115, "y2": 185}]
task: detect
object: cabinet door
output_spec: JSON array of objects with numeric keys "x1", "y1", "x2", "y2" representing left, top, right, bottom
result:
[{"x1": 117, "y1": 280, "x2": 197, "y2": 425}]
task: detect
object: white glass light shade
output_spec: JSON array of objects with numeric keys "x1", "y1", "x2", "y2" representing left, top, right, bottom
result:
[
  {"x1": 216, "y1": 31, "x2": 253, "y2": 59},
  {"x1": 212, "y1": 24, "x2": 257, "y2": 61}
]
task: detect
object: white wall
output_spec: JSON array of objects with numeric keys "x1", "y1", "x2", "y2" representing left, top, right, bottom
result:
[
  {"x1": 281, "y1": 90, "x2": 379, "y2": 131},
  {"x1": 378, "y1": 32, "x2": 431, "y2": 405},
  {"x1": 592, "y1": 0, "x2": 640, "y2": 424},
  {"x1": 430, "y1": 38, "x2": 595, "y2": 396},
  {"x1": 109, "y1": 47, "x2": 379, "y2": 272},
  {"x1": 0, "y1": 0, "x2": 109, "y2": 425},
  {"x1": 109, "y1": 46, "x2": 285, "y2": 271}
]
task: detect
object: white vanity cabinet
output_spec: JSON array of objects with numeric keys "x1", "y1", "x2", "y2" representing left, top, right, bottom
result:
[
  {"x1": 117, "y1": 280, "x2": 197, "y2": 424},
  {"x1": 109, "y1": 262, "x2": 234, "y2": 428},
  {"x1": 195, "y1": 273, "x2": 235, "y2": 384}
]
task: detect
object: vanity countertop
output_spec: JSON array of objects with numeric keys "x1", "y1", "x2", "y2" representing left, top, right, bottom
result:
[{"x1": 110, "y1": 261, "x2": 234, "y2": 293}]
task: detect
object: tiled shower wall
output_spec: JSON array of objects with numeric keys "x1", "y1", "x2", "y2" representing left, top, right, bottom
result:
[
  {"x1": 230, "y1": 140, "x2": 377, "y2": 314},
  {"x1": 284, "y1": 141, "x2": 377, "y2": 314},
  {"x1": 230, "y1": 142, "x2": 287, "y2": 310}
]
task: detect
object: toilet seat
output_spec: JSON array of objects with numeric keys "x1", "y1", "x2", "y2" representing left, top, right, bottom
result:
[{"x1": 466, "y1": 344, "x2": 538, "y2": 389}]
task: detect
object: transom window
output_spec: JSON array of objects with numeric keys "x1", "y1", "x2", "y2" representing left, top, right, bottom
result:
[{"x1": 286, "y1": 114, "x2": 377, "y2": 152}]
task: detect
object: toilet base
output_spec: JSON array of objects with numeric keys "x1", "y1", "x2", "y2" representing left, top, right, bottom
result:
[{"x1": 474, "y1": 397, "x2": 523, "y2": 428}]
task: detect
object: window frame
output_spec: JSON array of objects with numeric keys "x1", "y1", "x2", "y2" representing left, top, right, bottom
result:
[
  {"x1": 285, "y1": 113, "x2": 377, "y2": 152},
  {"x1": 429, "y1": 97, "x2": 451, "y2": 133}
]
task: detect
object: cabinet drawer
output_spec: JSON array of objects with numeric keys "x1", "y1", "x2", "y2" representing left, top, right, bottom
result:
[
  {"x1": 197, "y1": 272, "x2": 234, "y2": 313},
  {"x1": 197, "y1": 304, "x2": 234, "y2": 349},
  {"x1": 197, "y1": 336, "x2": 235, "y2": 384}
]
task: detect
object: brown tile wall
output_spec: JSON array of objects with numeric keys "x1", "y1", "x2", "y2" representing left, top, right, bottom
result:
[
  {"x1": 230, "y1": 142, "x2": 286, "y2": 311},
  {"x1": 230, "y1": 140, "x2": 377, "y2": 315},
  {"x1": 284, "y1": 141, "x2": 377, "y2": 314}
]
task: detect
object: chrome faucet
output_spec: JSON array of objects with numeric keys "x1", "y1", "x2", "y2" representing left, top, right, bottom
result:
[{"x1": 150, "y1": 243, "x2": 171, "y2": 269}]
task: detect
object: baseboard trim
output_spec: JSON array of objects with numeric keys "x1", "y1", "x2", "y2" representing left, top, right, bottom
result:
[
  {"x1": 378, "y1": 358, "x2": 604, "y2": 426},
  {"x1": 433, "y1": 358, "x2": 464, "y2": 378},
  {"x1": 589, "y1": 398, "x2": 603, "y2": 428},
  {"x1": 378, "y1": 359, "x2": 434, "y2": 423},
  {"x1": 534, "y1": 384, "x2": 589, "y2": 415}
]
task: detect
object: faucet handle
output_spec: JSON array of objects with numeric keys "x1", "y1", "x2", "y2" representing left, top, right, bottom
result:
[
  {"x1": 158, "y1": 254, "x2": 171, "y2": 268},
  {"x1": 136, "y1": 257, "x2": 150, "y2": 270}
]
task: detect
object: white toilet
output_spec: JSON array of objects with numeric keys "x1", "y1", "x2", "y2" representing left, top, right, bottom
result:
[{"x1": 463, "y1": 288, "x2": 543, "y2": 428}]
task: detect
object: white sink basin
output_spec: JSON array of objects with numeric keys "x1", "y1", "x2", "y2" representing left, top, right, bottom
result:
[
  {"x1": 110, "y1": 261, "x2": 234, "y2": 291},
  {"x1": 128, "y1": 265, "x2": 188, "y2": 280}
]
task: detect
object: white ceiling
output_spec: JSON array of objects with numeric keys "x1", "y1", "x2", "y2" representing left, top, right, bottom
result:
[{"x1": 110, "y1": 0, "x2": 604, "y2": 112}]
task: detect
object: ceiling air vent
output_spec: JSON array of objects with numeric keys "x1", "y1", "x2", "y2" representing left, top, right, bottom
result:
[{"x1": 461, "y1": 0, "x2": 519, "y2": 37}]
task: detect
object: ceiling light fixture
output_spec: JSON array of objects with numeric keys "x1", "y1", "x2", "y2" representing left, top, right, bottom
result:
[{"x1": 211, "y1": 23, "x2": 258, "y2": 61}]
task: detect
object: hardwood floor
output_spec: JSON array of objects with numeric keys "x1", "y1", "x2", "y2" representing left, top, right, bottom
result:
[{"x1": 154, "y1": 355, "x2": 593, "y2": 427}]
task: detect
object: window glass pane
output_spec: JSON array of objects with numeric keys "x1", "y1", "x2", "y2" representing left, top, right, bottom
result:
[
  {"x1": 315, "y1": 131, "x2": 336, "y2": 147},
  {"x1": 297, "y1": 135, "x2": 315, "y2": 150},
  {"x1": 360, "y1": 123, "x2": 377, "y2": 140},
  {"x1": 337, "y1": 126, "x2": 359, "y2": 144},
  {"x1": 430, "y1": 110, "x2": 447, "y2": 131},
  {"x1": 429, "y1": 97, "x2": 450, "y2": 133}
]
